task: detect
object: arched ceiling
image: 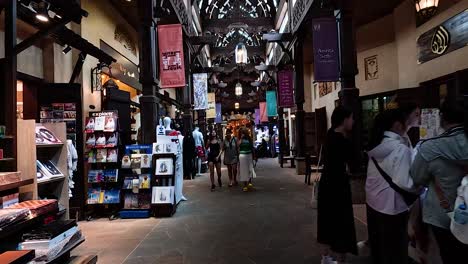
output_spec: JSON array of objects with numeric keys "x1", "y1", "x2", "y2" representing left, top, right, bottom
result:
[{"x1": 198, "y1": 0, "x2": 277, "y2": 20}]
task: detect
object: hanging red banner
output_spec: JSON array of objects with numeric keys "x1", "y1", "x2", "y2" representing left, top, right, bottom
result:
[
  {"x1": 158, "y1": 24, "x2": 186, "y2": 88},
  {"x1": 259, "y1": 102, "x2": 268, "y2": 122}
]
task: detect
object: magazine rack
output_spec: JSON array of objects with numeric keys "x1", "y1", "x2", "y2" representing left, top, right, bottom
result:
[
  {"x1": 119, "y1": 145, "x2": 153, "y2": 218},
  {"x1": 151, "y1": 153, "x2": 177, "y2": 217},
  {"x1": 84, "y1": 111, "x2": 122, "y2": 221}
]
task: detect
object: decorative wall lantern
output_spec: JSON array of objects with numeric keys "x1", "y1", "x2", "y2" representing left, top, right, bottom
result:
[
  {"x1": 235, "y1": 102, "x2": 240, "y2": 109},
  {"x1": 235, "y1": 82, "x2": 243, "y2": 96},
  {"x1": 91, "y1": 63, "x2": 115, "y2": 93},
  {"x1": 415, "y1": 0, "x2": 439, "y2": 19},
  {"x1": 235, "y1": 42, "x2": 248, "y2": 65}
]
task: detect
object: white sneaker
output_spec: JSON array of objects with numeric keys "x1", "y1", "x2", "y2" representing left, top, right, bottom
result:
[
  {"x1": 321, "y1": 256, "x2": 337, "y2": 264},
  {"x1": 357, "y1": 240, "x2": 370, "y2": 256}
]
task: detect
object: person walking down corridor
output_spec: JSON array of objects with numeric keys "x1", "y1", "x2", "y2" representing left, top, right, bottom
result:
[
  {"x1": 238, "y1": 129, "x2": 255, "y2": 192},
  {"x1": 206, "y1": 131, "x2": 222, "y2": 191},
  {"x1": 220, "y1": 129, "x2": 239, "y2": 187},
  {"x1": 411, "y1": 100, "x2": 468, "y2": 264},
  {"x1": 317, "y1": 106, "x2": 357, "y2": 264},
  {"x1": 366, "y1": 109, "x2": 419, "y2": 264}
]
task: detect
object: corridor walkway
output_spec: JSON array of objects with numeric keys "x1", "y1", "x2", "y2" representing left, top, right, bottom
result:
[{"x1": 74, "y1": 158, "x2": 369, "y2": 264}]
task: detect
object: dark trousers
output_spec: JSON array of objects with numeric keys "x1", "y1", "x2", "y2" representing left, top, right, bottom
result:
[
  {"x1": 431, "y1": 224, "x2": 468, "y2": 264},
  {"x1": 367, "y1": 205, "x2": 409, "y2": 264}
]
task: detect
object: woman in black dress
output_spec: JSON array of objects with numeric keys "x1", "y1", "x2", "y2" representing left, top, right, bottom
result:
[
  {"x1": 317, "y1": 106, "x2": 357, "y2": 264},
  {"x1": 206, "y1": 131, "x2": 222, "y2": 191}
]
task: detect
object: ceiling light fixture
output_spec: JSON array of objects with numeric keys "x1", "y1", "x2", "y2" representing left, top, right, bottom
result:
[
  {"x1": 62, "y1": 45, "x2": 72, "y2": 54},
  {"x1": 35, "y1": 2, "x2": 50, "y2": 22},
  {"x1": 235, "y1": 42, "x2": 248, "y2": 65},
  {"x1": 235, "y1": 82, "x2": 243, "y2": 96},
  {"x1": 235, "y1": 102, "x2": 240, "y2": 109},
  {"x1": 415, "y1": 0, "x2": 439, "y2": 19}
]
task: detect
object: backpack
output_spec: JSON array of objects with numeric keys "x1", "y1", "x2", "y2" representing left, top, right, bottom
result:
[{"x1": 435, "y1": 174, "x2": 468, "y2": 244}]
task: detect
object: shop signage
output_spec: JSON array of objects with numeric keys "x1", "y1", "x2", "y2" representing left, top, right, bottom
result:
[
  {"x1": 100, "y1": 40, "x2": 141, "y2": 90},
  {"x1": 193, "y1": 73, "x2": 208, "y2": 110},
  {"x1": 312, "y1": 17, "x2": 340, "y2": 82},
  {"x1": 254, "y1": 108, "x2": 260, "y2": 124},
  {"x1": 417, "y1": 9, "x2": 468, "y2": 64},
  {"x1": 277, "y1": 70, "x2": 295, "y2": 108},
  {"x1": 259, "y1": 102, "x2": 268, "y2": 122},
  {"x1": 266, "y1": 91, "x2": 278, "y2": 117},
  {"x1": 158, "y1": 24, "x2": 186, "y2": 88},
  {"x1": 215, "y1": 104, "x2": 222, "y2": 123},
  {"x1": 206, "y1": 93, "x2": 216, "y2": 119}
]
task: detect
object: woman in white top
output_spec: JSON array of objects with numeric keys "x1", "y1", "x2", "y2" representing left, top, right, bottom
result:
[{"x1": 366, "y1": 109, "x2": 419, "y2": 264}]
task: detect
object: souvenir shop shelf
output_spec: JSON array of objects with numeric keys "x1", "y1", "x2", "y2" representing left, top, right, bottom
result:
[
  {"x1": 85, "y1": 111, "x2": 122, "y2": 219},
  {"x1": 151, "y1": 153, "x2": 177, "y2": 217},
  {"x1": 16, "y1": 120, "x2": 70, "y2": 220},
  {"x1": 119, "y1": 145, "x2": 153, "y2": 218},
  {"x1": 0, "y1": 179, "x2": 34, "y2": 193}
]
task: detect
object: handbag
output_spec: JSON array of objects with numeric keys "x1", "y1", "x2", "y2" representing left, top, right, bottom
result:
[{"x1": 371, "y1": 157, "x2": 419, "y2": 206}]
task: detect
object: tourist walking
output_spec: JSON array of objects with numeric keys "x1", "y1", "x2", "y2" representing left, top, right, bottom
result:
[
  {"x1": 206, "y1": 131, "x2": 222, "y2": 191},
  {"x1": 317, "y1": 106, "x2": 356, "y2": 264},
  {"x1": 411, "y1": 100, "x2": 468, "y2": 264},
  {"x1": 366, "y1": 109, "x2": 419, "y2": 264},
  {"x1": 220, "y1": 129, "x2": 238, "y2": 187},
  {"x1": 238, "y1": 129, "x2": 255, "y2": 192}
]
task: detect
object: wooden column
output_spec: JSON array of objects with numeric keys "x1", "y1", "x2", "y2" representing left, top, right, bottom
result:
[
  {"x1": 337, "y1": 0, "x2": 361, "y2": 172},
  {"x1": 138, "y1": 0, "x2": 159, "y2": 144},
  {"x1": 294, "y1": 34, "x2": 305, "y2": 159}
]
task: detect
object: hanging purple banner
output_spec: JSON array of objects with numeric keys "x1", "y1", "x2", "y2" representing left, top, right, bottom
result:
[
  {"x1": 215, "y1": 103, "x2": 222, "y2": 123},
  {"x1": 277, "y1": 70, "x2": 295, "y2": 108},
  {"x1": 254, "y1": 109, "x2": 260, "y2": 124},
  {"x1": 312, "y1": 17, "x2": 340, "y2": 82}
]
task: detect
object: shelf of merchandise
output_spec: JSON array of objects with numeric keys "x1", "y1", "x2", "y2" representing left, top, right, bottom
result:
[
  {"x1": 0, "y1": 179, "x2": 34, "y2": 192},
  {"x1": 0, "y1": 158, "x2": 15, "y2": 162},
  {"x1": 17, "y1": 120, "x2": 69, "y2": 220},
  {"x1": 36, "y1": 143, "x2": 64, "y2": 148},
  {"x1": 0, "y1": 136, "x2": 14, "y2": 139},
  {"x1": 37, "y1": 176, "x2": 66, "y2": 186}
]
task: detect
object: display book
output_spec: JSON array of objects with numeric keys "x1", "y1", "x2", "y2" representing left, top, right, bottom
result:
[
  {"x1": 85, "y1": 111, "x2": 121, "y2": 205},
  {"x1": 120, "y1": 145, "x2": 153, "y2": 211}
]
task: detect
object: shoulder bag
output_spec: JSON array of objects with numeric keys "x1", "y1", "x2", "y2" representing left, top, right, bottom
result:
[{"x1": 371, "y1": 157, "x2": 419, "y2": 206}]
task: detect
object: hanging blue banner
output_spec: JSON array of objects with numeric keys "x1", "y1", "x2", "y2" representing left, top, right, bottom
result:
[
  {"x1": 266, "y1": 91, "x2": 278, "y2": 117},
  {"x1": 312, "y1": 17, "x2": 340, "y2": 82},
  {"x1": 215, "y1": 103, "x2": 222, "y2": 123}
]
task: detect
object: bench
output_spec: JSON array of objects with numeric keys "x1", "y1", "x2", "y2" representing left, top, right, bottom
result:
[{"x1": 280, "y1": 156, "x2": 295, "y2": 168}]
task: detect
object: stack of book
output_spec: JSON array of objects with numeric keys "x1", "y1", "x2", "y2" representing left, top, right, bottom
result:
[{"x1": 19, "y1": 220, "x2": 82, "y2": 262}]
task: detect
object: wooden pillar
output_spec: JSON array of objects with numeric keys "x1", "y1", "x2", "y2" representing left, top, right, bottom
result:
[
  {"x1": 294, "y1": 34, "x2": 305, "y2": 159},
  {"x1": 2, "y1": 0, "x2": 17, "y2": 170},
  {"x1": 337, "y1": 0, "x2": 361, "y2": 172},
  {"x1": 138, "y1": 0, "x2": 159, "y2": 144},
  {"x1": 183, "y1": 41, "x2": 193, "y2": 136}
]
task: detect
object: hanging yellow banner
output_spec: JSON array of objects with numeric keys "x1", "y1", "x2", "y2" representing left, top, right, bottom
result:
[{"x1": 206, "y1": 92, "x2": 216, "y2": 119}]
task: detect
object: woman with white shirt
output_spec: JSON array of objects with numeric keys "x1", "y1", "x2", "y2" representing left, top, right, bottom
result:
[{"x1": 366, "y1": 109, "x2": 419, "y2": 264}]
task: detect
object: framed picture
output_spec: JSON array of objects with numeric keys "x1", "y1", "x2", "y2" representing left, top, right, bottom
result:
[
  {"x1": 155, "y1": 157, "x2": 174, "y2": 176},
  {"x1": 152, "y1": 186, "x2": 174, "y2": 204},
  {"x1": 140, "y1": 154, "x2": 152, "y2": 168}
]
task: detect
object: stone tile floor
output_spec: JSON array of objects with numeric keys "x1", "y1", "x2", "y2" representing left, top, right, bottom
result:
[{"x1": 73, "y1": 158, "x2": 370, "y2": 264}]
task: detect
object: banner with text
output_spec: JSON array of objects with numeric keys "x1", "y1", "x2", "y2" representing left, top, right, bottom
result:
[
  {"x1": 215, "y1": 103, "x2": 222, "y2": 123},
  {"x1": 206, "y1": 93, "x2": 216, "y2": 118},
  {"x1": 312, "y1": 17, "x2": 340, "y2": 82},
  {"x1": 259, "y1": 102, "x2": 268, "y2": 122},
  {"x1": 266, "y1": 91, "x2": 278, "y2": 117},
  {"x1": 158, "y1": 24, "x2": 186, "y2": 88},
  {"x1": 193, "y1": 73, "x2": 208, "y2": 110},
  {"x1": 277, "y1": 70, "x2": 295, "y2": 108}
]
